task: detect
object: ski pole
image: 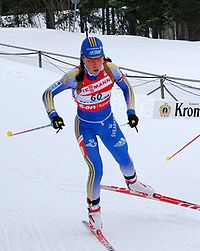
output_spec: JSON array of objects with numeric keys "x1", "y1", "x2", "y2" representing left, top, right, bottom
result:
[
  {"x1": 120, "y1": 122, "x2": 128, "y2": 127},
  {"x1": 7, "y1": 124, "x2": 51, "y2": 137},
  {"x1": 120, "y1": 122, "x2": 138, "y2": 133},
  {"x1": 166, "y1": 134, "x2": 200, "y2": 161}
]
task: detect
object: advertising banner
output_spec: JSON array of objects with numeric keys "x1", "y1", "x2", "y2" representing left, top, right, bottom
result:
[{"x1": 153, "y1": 101, "x2": 200, "y2": 119}]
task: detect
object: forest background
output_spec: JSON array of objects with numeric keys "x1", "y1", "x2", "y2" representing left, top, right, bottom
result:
[{"x1": 0, "y1": 0, "x2": 200, "y2": 41}]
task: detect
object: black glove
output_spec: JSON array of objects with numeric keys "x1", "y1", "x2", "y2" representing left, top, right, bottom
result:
[
  {"x1": 51, "y1": 115, "x2": 65, "y2": 130},
  {"x1": 128, "y1": 114, "x2": 139, "y2": 128}
]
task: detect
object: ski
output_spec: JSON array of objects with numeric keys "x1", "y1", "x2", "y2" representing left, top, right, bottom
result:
[
  {"x1": 101, "y1": 185, "x2": 200, "y2": 212},
  {"x1": 82, "y1": 220, "x2": 116, "y2": 251}
]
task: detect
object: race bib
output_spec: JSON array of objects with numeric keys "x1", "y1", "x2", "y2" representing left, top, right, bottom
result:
[{"x1": 75, "y1": 74, "x2": 114, "y2": 112}]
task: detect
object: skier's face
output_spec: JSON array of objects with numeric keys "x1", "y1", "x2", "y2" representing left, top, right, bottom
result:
[{"x1": 83, "y1": 56, "x2": 104, "y2": 76}]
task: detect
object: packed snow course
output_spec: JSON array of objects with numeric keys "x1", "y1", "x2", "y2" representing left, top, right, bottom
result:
[{"x1": 0, "y1": 28, "x2": 200, "y2": 251}]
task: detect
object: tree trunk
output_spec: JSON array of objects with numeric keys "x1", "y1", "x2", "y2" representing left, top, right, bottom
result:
[
  {"x1": 102, "y1": 7, "x2": 105, "y2": 35},
  {"x1": 152, "y1": 25, "x2": 159, "y2": 38},
  {"x1": 14, "y1": 15, "x2": 20, "y2": 27},
  {"x1": 27, "y1": 13, "x2": 34, "y2": 27},
  {"x1": 128, "y1": 18, "x2": 136, "y2": 35},
  {"x1": 106, "y1": 7, "x2": 110, "y2": 35},
  {"x1": 46, "y1": 9, "x2": 55, "y2": 29},
  {"x1": 80, "y1": 12, "x2": 85, "y2": 33},
  {"x1": 111, "y1": 7, "x2": 115, "y2": 35},
  {"x1": 176, "y1": 22, "x2": 188, "y2": 40},
  {"x1": 171, "y1": 22, "x2": 176, "y2": 40},
  {"x1": 43, "y1": 0, "x2": 55, "y2": 29},
  {"x1": 144, "y1": 27, "x2": 150, "y2": 37}
]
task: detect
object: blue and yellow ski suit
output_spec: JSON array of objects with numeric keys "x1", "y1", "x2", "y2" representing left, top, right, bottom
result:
[{"x1": 43, "y1": 62, "x2": 136, "y2": 205}]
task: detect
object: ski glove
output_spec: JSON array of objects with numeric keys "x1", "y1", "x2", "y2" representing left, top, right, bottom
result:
[
  {"x1": 128, "y1": 114, "x2": 139, "y2": 128},
  {"x1": 51, "y1": 115, "x2": 65, "y2": 130}
]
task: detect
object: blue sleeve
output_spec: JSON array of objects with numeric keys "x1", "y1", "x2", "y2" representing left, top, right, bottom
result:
[
  {"x1": 107, "y1": 63, "x2": 136, "y2": 115},
  {"x1": 42, "y1": 67, "x2": 79, "y2": 119}
]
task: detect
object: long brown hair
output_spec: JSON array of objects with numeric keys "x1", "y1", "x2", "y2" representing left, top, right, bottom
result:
[{"x1": 75, "y1": 58, "x2": 85, "y2": 94}]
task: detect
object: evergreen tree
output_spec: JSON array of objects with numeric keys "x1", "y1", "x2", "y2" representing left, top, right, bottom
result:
[
  {"x1": 2, "y1": 0, "x2": 200, "y2": 40},
  {"x1": 164, "y1": 0, "x2": 200, "y2": 40}
]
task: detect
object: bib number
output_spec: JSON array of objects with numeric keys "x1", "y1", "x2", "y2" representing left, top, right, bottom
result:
[{"x1": 91, "y1": 93, "x2": 103, "y2": 102}]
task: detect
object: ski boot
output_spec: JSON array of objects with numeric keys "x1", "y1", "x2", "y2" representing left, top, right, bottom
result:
[
  {"x1": 126, "y1": 175, "x2": 154, "y2": 197},
  {"x1": 88, "y1": 204, "x2": 102, "y2": 231}
]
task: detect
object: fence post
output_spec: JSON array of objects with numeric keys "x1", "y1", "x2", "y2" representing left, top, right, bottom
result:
[
  {"x1": 160, "y1": 75, "x2": 166, "y2": 99},
  {"x1": 38, "y1": 51, "x2": 42, "y2": 68}
]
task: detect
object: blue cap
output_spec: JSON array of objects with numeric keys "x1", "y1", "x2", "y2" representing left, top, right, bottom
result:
[{"x1": 81, "y1": 37, "x2": 104, "y2": 58}]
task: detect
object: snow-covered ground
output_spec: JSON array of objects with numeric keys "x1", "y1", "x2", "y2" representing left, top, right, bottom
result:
[{"x1": 0, "y1": 28, "x2": 200, "y2": 251}]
